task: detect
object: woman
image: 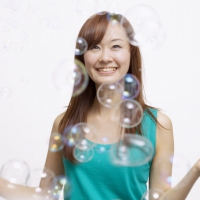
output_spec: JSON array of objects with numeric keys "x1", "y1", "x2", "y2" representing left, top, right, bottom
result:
[{"x1": 0, "y1": 12, "x2": 200, "y2": 200}]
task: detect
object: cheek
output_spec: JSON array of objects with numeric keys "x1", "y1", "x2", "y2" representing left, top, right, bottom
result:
[{"x1": 115, "y1": 52, "x2": 130, "y2": 67}]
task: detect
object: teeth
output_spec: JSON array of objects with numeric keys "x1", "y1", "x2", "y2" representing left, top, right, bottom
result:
[{"x1": 97, "y1": 67, "x2": 117, "y2": 72}]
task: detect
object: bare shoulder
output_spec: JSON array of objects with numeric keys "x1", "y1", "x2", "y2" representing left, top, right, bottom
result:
[
  {"x1": 157, "y1": 111, "x2": 173, "y2": 130},
  {"x1": 156, "y1": 111, "x2": 174, "y2": 152},
  {"x1": 54, "y1": 112, "x2": 65, "y2": 125},
  {"x1": 52, "y1": 112, "x2": 65, "y2": 132}
]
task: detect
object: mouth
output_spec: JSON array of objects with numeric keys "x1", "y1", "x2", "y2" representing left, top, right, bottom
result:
[{"x1": 96, "y1": 67, "x2": 118, "y2": 73}]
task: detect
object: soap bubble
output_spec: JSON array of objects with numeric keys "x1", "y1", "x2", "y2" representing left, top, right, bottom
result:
[
  {"x1": 119, "y1": 100, "x2": 143, "y2": 128},
  {"x1": 3, "y1": 39, "x2": 12, "y2": 51},
  {"x1": 0, "y1": 159, "x2": 30, "y2": 185},
  {"x1": 16, "y1": 43, "x2": 23, "y2": 51},
  {"x1": 73, "y1": 139, "x2": 94, "y2": 162},
  {"x1": 110, "y1": 134, "x2": 154, "y2": 166},
  {"x1": 121, "y1": 5, "x2": 165, "y2": 49},
  {"x1": 97, "y1": 82, "x2": 124, "y2": 108},
  {"x1": 63, "y1": 123, "x2": 97, "y2": 147},
  {"x1": 1, "y1": 87, "x2": 12, "y2": 98},
  {"x1": 50, "y1": 175, "x2": 72, "y2": 199},
  {"x1": 52, "y1": 59, "x2": 89, "y2": 96},
  {"x1": 119, "y1": 74, "x2": 140, "y2": 99},
  {"x1": 26, "y1": 167, "x2": 55, "y2": 189},
  {"x1": 141, "y1": 189, "x2": 167, "y2": 200},
  {"x1": 49, "y1": 132, "x2": 64, "y2": 152},
  {"x1": 75, "y1": 37, "x2": 88, "y2": 55}
]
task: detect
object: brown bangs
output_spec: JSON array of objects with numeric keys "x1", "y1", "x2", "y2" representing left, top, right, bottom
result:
[{"x1": 77, "y1": 13, "x2": 110, "y2": 52}]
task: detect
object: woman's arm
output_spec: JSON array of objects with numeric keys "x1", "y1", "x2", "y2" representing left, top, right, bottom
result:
[
  {"x1": 149, "y1": 111, "x2": 199, "y2": 200},
  {"x1": 0, "y1": 113, "x2": 65, "y2": 200}
]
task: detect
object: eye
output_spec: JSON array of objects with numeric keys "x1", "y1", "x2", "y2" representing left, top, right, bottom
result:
[
  {"x1": 90, "y1": 45, "x2": 100, "y2": 50},
  {"x1": 112, "y1": 45, "x2": 121, "y2": 49}
]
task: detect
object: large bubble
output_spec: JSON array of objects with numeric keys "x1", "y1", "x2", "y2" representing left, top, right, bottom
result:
[
  {"x1": 119, "y1": 99, "x2": 143, "y2": 128},
  {"x1": 97, "y1": 82, "x2": 124, "y2": 108},
  {"x1": 121, "y1": 5, "x2": 165, "y2": 49},
  {"x1": 110, "y1": 134, "x2": 154, "y2": 167},
  {"x1": 73, "y1": 139, "x2": 94, "y2": 162},
  {"x1": 63, "y1": 123, "x2": 97, "y2": 147},
  {"x1": 49, "y1": 132, "x2": 64, "y2": 152},
  {"x1": 52, "y1": 59, "x2": 89, "y2": 96},
  {"x1": 75, "y1": 37, "x2": 88, "y2": 55},
  {"x1": 119, "y1": 74, "x2": 140, "y2": 99},
  {"x1": 25, "y1": 167, "x2": 55, "y2": 189},
  {"x1": 50, "y1": 175, "x2": 72, "y2": 199},
  {"x1": 0, "y1": 159, "x2": 30, "y2": 185}
]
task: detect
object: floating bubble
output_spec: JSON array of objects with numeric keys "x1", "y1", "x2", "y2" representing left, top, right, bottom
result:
[
  {"x1": 0, "y1": 159, "x2": 30, "y2": 185},
  {"x1": 11, "y1": 20, "x2": 20, "y2": 29},
  {"x1": 27, "y1": 4, "x2": 36, "y2": 15},
  {"x1": 3, "y1": 26, "x2": 10, "y2": 34},
  {"x1": 50, "y1": 175, "x2": 71, "y2": 199},
  {"x1": 3, "y1": 39, "x2": 12, "y2": 51},
  {"x1": 1, "y1": 87, "x2": 12, "y2": 98},
  {"x1": 141, "y1": 189, "x2": 167, "y2": 200},
  {"x1": 26, "y1": 167, "x2": 55, "y2": 189},
  {"x1": 52, "y1": 59, "x2": 89, "y2": 96},
  {"x1": 110, "y1": 134, "x2": 154, "y2": 166},
  {"x1": 73, "y1": 139, "x2": 94, "y2": 162},
  {"x1": 75, "y1": 37, "x2": 88, "y2": 55},
  {"x1": 6, "y1": 0, "x2": 22, "y2": 12},
  {"x1": 119, "y1": 74, "x2": 140, "y2": 99},
  {"x1": 119, "y1": 99, "x2": 143, "y2": 128},
  {"x1": 16, "y1": 43, "x2": 23, "y2": 51},
  {"x1": 21, "y1": 31, "x2": 29, "y2": 39},
  {"x1": 121, "y1": 5, "x2": 165, "y2": 49},
  {"x1": 49, "y1": 132, "x2": 64, "y2": 152},
  {"x1": 63, "y1": 123, "x2": 97, "y2": 147},
  {"x1": 97, "y1": 82, "x2": 124, "y2": 108}
]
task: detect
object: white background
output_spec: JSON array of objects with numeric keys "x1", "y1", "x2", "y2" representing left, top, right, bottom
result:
[{"x1": 0, "y1": 0, "x2": 200, "y2": 199}]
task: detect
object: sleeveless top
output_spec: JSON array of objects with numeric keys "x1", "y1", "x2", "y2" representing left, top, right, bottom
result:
[{"x1": 63, "y1": 108, "x2": 157, "y2": 200}]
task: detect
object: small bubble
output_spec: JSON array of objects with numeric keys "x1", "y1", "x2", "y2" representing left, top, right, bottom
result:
[
  {"x1": 3, "y1": 39, "x2": 12, "y2": 51},
  {"x1": 1, "y1": 87, "x2": 12, "y2": 98},
  {"x1": 15, "y1": 43, "x2": 23, "y2": 51},
  {"x1": 3, "y1": 26, "x2": 10, "y2": 34}
]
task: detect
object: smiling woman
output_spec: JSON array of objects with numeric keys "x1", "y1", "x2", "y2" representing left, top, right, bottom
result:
[{"x1": 0, "y1": 11, "x2": 200, "y2": 200}]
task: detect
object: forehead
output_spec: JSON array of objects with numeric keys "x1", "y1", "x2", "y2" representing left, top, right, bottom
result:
[{"x1": 101, "y1": 24, "x2": 128, "y2": 42}]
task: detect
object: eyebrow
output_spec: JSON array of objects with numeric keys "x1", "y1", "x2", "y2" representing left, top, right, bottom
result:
[{"x1": 111, "y1": 38, "x2": 124, "y2": 42}]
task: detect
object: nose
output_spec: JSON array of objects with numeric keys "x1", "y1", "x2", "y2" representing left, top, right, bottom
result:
[{"x1": 99, "y1": 48, "x2": 113, "y2": 63}]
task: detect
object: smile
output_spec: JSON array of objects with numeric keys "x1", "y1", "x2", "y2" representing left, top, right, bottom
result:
[{"x1": 96, "y1": 67, "x2": 118, "y2": 72}]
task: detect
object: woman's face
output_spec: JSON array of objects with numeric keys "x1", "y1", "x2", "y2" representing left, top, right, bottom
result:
[{"x1": 83, "y1": 24, "x2": 131, "y2": 87}]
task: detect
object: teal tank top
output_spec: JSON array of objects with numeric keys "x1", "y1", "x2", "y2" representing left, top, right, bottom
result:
[{"x1": 63, "y1": 108, "x2": 157, "y2": 200}]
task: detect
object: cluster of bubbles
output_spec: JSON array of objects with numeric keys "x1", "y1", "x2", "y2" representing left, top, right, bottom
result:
[
  {"x1": 0, "y1": 1, "x2": 171, "y2": 199},
  {"x1": 0, "y1": 159, "x2": 71, "y2": 200}
]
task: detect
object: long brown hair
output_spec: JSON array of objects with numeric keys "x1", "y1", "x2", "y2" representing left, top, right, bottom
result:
[{"x1": 59, "y1": 12, "x2": 160, "y2": 163}]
